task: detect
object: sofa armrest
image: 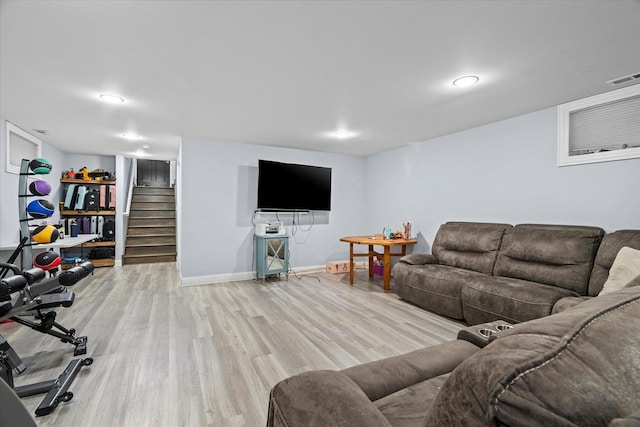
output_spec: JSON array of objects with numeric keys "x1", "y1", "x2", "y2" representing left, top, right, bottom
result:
[
  {"x1": 552, "y1": 296, "x2": 593, "y2": 314},
  {"x1": 267, "y1": 370, "x2": 392, "y2": 427},
  {"x1": 341, "y1": 340, "x2": 479, "y2": 401},
  {"x1": 398, "y1": 253, "x2": 437, "y2": 265},
  {"x1": 609, "y1": 410, "x2": 640, "y2": 427}
]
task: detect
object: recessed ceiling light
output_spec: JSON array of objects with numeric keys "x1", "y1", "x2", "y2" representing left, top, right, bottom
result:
[
  {"x1": 99, "y1": 94, "x2": 125, "y2": 104},
  {"x1": 452, "y1": 76, "x2": 479, "y2": 87},
  {"x1": 333, "y1": 130, "x2": 352, "y2": 139},
  {"x1": 121, "y1": 133, "x2": 141, "y2": 140},
  {"x1": 142, "y1": 144, "x2": 150, "y2": 149}
]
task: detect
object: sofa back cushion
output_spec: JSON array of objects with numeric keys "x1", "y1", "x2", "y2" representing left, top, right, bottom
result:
[
  {"x1": 424, "y1": 286, "x2": 640, "y2": 426},
  {"x1": 588, "y1": 230, "x2": 640, "y2": 296},
  {"x1": 493, "y1": 224, "x2": 604, "y2": 294},
  {"x1": 432, "y1": 222, "x2": 511, "y2": 275}
]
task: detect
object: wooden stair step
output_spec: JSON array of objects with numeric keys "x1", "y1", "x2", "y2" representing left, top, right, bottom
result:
[
  {"x1": 126, "y1": 237, "x2": 176, "y2": 246},
  {"x1": 127, "y1": 229, "x2": 175, "y2": 236},
  {"x1": 133, "y1": 187, "x2": 175, "y2": 196},
  {"x1": 125, "y1": 245, "x2": 176, "y2": 256},
  {"x1": 122, "y1": 254, "x2": 176, "y2": 265},
  {"x1": 129, "y1": 211, "x2": 176, "y2": 219},
  {"x1": 128, "y1": 218, "x2": 176, "y2": 227},
  {"x1": 125, "y1": 241, "x2": 175, "y2": 247},
  {"x1": 130, "y1": 202, "x2": 175, "y2": 210},
  {"x1": 132, "y1": 195, "x2": 175, "y2": 203}
]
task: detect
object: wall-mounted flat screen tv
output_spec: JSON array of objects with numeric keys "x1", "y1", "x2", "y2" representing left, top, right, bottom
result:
[{"x1": 257, "y1": 160, "x2": 332, "y2": 211}]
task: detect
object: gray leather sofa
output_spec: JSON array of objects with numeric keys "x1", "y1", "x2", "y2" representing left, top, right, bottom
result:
[
  {"x1": 553, "y1": 229, "x2": 640, "y2": 313},
  {"x1": 393, "y1": 222, "x2": 640, "y2": 324},
  {"x1": 267, "y1": 286, "x2": 640, "y2": 426}
]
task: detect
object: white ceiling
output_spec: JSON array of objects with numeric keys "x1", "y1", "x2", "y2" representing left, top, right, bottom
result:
[{"x1": 1, "y1": 0, "x2": 640, "y2": 160}]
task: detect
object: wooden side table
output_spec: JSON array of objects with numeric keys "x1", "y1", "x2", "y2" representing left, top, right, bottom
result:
[{"x1": 339, "y1": 235, "x2": 417, "y2": 291}]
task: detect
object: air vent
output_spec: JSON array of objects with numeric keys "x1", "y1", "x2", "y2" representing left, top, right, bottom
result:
[{"x1": 606, "y1": 72, "x2": 640, "y2": 86}]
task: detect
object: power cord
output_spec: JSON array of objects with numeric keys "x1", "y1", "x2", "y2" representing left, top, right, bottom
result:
[{"x1": 290, "y1": 211, "x2": 314, "y2": 244}]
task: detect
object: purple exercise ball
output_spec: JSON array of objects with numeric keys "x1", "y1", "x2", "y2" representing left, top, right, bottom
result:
[{"x1": 29, "y1": 180, "x2": 52, "y2": 196}]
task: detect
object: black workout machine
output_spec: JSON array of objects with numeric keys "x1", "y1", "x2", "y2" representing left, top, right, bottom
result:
[
  {"x1": 0, "y1": 261, "x2": 94, "y2": 416},
  {"x1": 1, "y1": 261, "x2": 93, "y2": 356}
]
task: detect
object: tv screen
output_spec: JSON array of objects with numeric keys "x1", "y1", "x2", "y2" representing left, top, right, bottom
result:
[{"x1": 257, "y1": 160, "x2": 332, "y2": 211}]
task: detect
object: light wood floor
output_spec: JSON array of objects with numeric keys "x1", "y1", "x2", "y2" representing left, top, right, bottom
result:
[{"x1": 2, "y1": 263, "x2": 463, "y2": 426}]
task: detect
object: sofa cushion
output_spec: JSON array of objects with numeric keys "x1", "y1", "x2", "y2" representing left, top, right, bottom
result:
[
  {"x1": 551, "y1": 295, "x2": 592, "y2": 314},
  {"x1": 374, "y1": 374, "x2": 449, "y2": 427},
  {"x1": 267, "y1": 370, "x2": 392, "y2": 427},
  {"x1": 493, "y1": 224, "x2": 604, "y2": 294},
  {"x1": 431, "y1": 222, "x2": 511, "y2": 275},
  {"x1": 553, "y1": 271, "x2": 640, "y2": 314},
  {"x1": 342, "y1": 340, "x2": 479, "y2": 402},
  {"x1": 461, "y1": 275, "x2": 579, "y2": 324},
  {"x1": 397, "y1": 254, "x2": 437, "y2": 265},
  {"x1": 600, "y1": 247, "x2": 640, "y2": 295},
  {"x1": 609, "y1": 410, "x2": 640, "y2": 427},
  {"x1": 588, "y1": 230, "x2": 640, "y2": 296},
  {"x1": 424, "y1": 286, "x2": 640, "y2": 427},
  {"x1": 393, "y1": 263, "x2": 485, "y2": 319}
]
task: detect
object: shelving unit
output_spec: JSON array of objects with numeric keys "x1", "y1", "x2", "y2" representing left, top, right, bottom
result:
[
  {"x1": 58, "y1": 240, "x2": 115, "y2": 269},
  {"x1": 59, "y1": 210, "x2": 115, "y2": 216},
  {"x1": 59, "y1": 178, "x2": 116, "y2": 267},
  {"x1": 60, "y1": 178, "x2": 116, "y2": 184},
  {"x1": 60, "y1": 179, "x2": 116, "y2": 185}
]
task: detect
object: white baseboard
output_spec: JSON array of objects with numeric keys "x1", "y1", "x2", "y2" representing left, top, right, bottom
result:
[{"x1": 180, "y1": 264, "x2": 327, "y2": 287}]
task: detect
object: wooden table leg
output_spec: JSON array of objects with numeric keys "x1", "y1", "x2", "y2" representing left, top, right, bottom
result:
[
  {"x1": 383, "y1": 246, "x2": 391, "y2": 291},
  {"x1": 349, "y1": 243, "x2": 355, "y2": 285},
  {"x1": 401, "y1": 244, "x2": 407, "y2": 256},
  {"x1": 368, "y1": 244, "x2": 374, "y2": 280}
]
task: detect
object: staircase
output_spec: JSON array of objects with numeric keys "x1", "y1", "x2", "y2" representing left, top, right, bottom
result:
[{"x1": 123, "y1": 186, "x2": 177, "y2": 265}]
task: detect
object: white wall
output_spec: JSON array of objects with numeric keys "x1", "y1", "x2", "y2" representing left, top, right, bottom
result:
[
  {"x1": 175, "y1": 143, "x2": 183, "y2": 271},
  {"x1": 179, "y1": 138, "x2": 367, "y2": 284},
  {"x1": 364, "y1": 107, "x2": 640, "y2": 254}
]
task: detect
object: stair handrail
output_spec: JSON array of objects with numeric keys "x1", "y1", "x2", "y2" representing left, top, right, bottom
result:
[
  {"x1": 121, "y1": 159, "x2": 136, "y2": 252},
  {"x1": 124, "y1": 158, "x2": 136, "y2": 217}
]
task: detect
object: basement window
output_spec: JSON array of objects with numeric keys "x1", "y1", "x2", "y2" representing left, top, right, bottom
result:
[
  {"x1": 5, "y1": 121, "x2": 42, "y2": 174},
  {"x1": 557, "y1": 84, "x2": 640, "y2": 166}
]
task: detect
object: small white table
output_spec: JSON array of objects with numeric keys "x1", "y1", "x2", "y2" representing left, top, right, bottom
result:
[{"x1": 0, "y1": 234, "x2": 100, "y2": 251}]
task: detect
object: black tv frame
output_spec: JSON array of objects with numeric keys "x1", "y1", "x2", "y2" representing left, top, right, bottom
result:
[{"x1": 257, "y1": 160, "x2": 332, "y2": 212}]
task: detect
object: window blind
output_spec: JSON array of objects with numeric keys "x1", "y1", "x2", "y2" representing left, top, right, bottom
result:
[{"x1": 569, "y1": 94, "x2": 640, "y2": 155}]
